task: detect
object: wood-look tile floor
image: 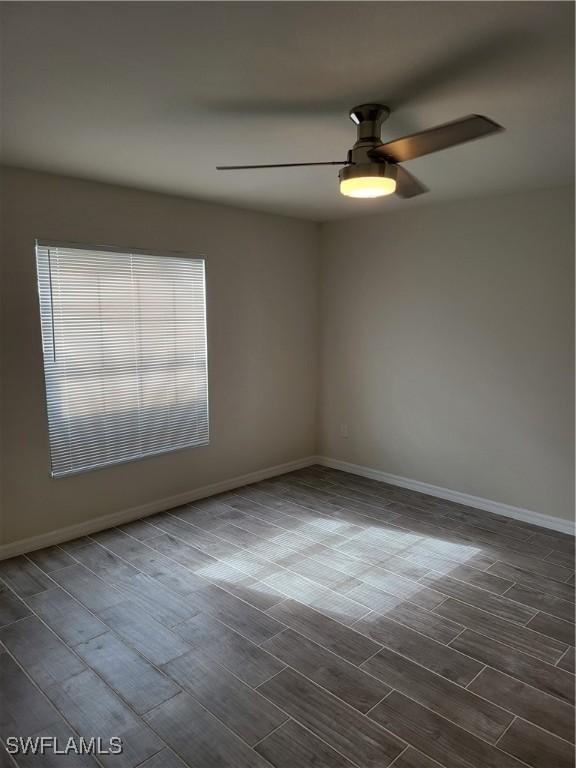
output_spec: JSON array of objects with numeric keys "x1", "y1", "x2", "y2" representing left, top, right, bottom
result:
[{"x1": 0, "y1": 465, "x2": 574, "y2": 768}]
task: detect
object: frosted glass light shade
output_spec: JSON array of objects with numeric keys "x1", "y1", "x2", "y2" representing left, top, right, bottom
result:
[{"x1": 340, "y1": 176, "x2": 396, "y2": 198}]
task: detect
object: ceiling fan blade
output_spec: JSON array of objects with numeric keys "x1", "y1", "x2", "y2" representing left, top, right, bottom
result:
[
  {"x1": 216, "y1": 161, "x2": 347, "y2": 170},
  {"x1": 395, "y1": 166, "x2": 428, "y2": 198},
  {"x1": 371, "y1": 115, "x2": 503, "y2": 163}
]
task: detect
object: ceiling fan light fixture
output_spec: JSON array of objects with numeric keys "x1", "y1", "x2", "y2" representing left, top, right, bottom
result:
[
  {"x1": 217, "y1": 106, "x2": 502, "y2": 204},
  {"x1": 339, "y1": 163, "x2": 397, "y2": 198}
]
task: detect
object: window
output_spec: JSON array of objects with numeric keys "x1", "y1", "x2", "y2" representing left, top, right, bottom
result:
[{"x1": 36, "y1": 242, "x2": 209, "y2": 477}]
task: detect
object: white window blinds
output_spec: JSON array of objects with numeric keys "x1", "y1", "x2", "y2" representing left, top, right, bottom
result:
[{"x1": 36, "y1": 242, "x2": 209, "y2": 477}]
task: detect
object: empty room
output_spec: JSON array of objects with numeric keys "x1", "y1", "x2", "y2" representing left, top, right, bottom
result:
[{"x1": 0, "y1": 2, "x2": 574, "y2": 767}]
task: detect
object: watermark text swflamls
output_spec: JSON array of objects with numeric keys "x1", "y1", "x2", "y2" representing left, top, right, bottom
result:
[{"x1": 5, "y1": 736, "x2": 123, "y2": 755}]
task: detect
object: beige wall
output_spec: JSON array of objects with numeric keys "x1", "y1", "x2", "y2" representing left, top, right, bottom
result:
[
  {"x1": 1, "y1": 170, "x2": 573, "y2": 548},
  {"x1": 0, "y1": 167, "x2": 320, "y2": 545},
  {"x1": 320, "y1": 186, "x2": 574, "y2": 522}
]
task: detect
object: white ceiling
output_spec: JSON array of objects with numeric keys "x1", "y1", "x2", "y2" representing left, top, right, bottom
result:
[{"x1": 1, "y1": 2, "x2": 573, "y2": 221}]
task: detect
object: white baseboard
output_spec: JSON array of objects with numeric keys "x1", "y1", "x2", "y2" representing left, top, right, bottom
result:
[
  {"x1": 317, "y1": 456, "x2": 574, "y2": 535},
  {"x1": 0, "y1": 456, "x2": 318, "y2": 560},
  {"x1": 3, "y1": 453, "x2": 572, "y2": 559}
]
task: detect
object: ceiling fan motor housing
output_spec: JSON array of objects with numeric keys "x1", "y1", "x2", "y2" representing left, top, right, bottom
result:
[{"x1": 348, "y1": 104, "x2": 392, "y2": 167}]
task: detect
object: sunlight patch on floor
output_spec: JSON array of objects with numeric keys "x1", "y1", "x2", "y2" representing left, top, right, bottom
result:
[{"x1": 194, "y1": 512, "x2": 485, "y2": 624}]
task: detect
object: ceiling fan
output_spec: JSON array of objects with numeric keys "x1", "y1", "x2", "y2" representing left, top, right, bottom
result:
[{"x1": 216, "y1": 104, "x2": 503, "y2": 199}]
